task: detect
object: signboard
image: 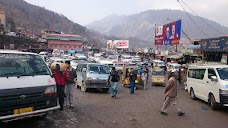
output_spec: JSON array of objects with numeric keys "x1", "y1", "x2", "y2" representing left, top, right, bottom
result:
[
  {"x1": 201, "y1": 37, "x2": 228, "y2": 52},
  {"x1": 155, "y1": 20, "x2": 181, "y2": 45},
  {"x1": 107, "y1": 40, "x2": 129, "y2": 49}
]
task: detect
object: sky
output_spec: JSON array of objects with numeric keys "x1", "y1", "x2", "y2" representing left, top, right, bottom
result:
[{"x1": 24, "y1": 0, "x2": 228, "y2": 27}]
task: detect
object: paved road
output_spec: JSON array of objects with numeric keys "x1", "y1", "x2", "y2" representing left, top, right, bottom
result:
[{"x1": 2, "y1": 82, "x2": 228, "y2": 128}]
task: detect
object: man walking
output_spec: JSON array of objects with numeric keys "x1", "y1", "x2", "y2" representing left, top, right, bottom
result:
[
  {"x1": 65, "y1": 61, "x2": 77, "y2": 108},
  {"x1": 141, "y1": 69, "x2": 148, "y2": 90},
  {"x1": 108, "y1": 67, "x2": 120, "y2": 98},
  {"x1": 161, "y1": 70, "x2": 185, "y2": 116},
  {"x1": 129, "y1": 68, "x2": 137, "y2": 94}
]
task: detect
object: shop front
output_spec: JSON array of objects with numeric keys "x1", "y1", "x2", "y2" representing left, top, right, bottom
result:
[{"x1": 201, "y1": 36, "x2": 228, "y2": 64}]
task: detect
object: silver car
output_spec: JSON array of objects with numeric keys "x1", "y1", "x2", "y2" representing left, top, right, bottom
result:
[{"x1": 76, "y1": 63, "x2": 110, "y2": 93}]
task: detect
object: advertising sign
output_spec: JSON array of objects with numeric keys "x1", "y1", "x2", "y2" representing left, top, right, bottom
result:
[
  {"x1": 107, "y1": 40, "x2": 129, "y2": 49},
  {"x1": 201, "y1": 37, "x2": 228, "y2": 52},
  {"x1": 155, "y1": 20, "x2": 181, "y2": 45}
]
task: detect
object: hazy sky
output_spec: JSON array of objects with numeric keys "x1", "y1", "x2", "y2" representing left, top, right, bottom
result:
[{"x1": 24, "y1": 0, "x2": 228, "y2": 27}]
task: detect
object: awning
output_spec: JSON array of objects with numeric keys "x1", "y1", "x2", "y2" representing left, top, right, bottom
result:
[
  {"x1": 166, "y1": 54, "x2": 183, "y2": 59},
  {"x1": 187, "y1": 45, "x2": 200, "y2": 49}
]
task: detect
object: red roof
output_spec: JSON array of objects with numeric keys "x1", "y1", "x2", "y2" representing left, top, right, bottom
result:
[{"x1": 48, "y1": 34, "x2": 82, "y2": 38}]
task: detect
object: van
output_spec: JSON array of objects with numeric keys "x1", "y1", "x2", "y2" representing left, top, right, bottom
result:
[
  {"x1": 0, "y1": 50, "x2": 59, "y2": 122},
  {"x1": 187, "y1": 64, "x2": 228, "y2": 110},
  {"x1": 76, "y1": 63, "x2": 110, "y2": 93},
  {"x1": 152, "y1": 60, "x2": 165, "y2": 67},
  {"x1": 167, "y1": 63, "x2": 181, "y2": 72},
  {"x1": 121, "y1": 55, "x2": 132, "y2": 63}
]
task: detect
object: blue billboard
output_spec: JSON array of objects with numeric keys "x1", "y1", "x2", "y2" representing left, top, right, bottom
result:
[{"x1": 201, "y1": 37, "x2": 228, "y2": 52}]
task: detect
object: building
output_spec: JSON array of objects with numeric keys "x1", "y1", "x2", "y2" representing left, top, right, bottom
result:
[
  {"x1": 200, "y1": 36, "x2": 228, "y2": 64},
  {"x1": 0, "y1": 11, "x2": 6, "y2": 28},
  {"x1": 46, "y1": 34, "x2": 85, "y2": 51}
]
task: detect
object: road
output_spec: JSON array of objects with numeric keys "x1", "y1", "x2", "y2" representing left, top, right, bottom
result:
[{"x1": 2, "y1": 82, "x2": 228, "y2": 128}]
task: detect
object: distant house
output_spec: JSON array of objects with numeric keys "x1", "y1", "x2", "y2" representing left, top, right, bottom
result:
[{"x1": 46, "y1": 33, "x2": 85, "y2": 51}]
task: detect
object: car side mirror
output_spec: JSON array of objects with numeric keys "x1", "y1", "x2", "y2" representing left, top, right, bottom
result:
[{"x1": 211, "y1": 76, "x2": 218, "y2": 82}]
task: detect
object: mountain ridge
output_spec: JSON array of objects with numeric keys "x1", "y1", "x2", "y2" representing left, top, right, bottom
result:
[{"x1": 87, "y1": 9, "x2": 228, "y2": 42}]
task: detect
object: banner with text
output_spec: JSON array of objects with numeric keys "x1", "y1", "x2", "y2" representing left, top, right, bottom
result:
[
  {"x1": 155, "y1": 20, "x2": 181, "y2": 45},
  {"x1": 107, "y1": 40, "x2": 129, "y2": 49}
]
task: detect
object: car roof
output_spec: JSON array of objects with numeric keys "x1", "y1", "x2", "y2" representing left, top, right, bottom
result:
[
  {"x1": 153, "y1": 60, "x2": 164, "y2": 62},
  {"x1": 0, "y1": 50, "x2": 38, "y2": 55},
  {"x1": 188, "y1": 64, "x2": 228, "y2": 68}
]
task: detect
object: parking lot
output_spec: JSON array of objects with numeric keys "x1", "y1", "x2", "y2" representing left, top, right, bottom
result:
[{"x1": 2, "y1": 80, "x2": 228, "y2": 128}]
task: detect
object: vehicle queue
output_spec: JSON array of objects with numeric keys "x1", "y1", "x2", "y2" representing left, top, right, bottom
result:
[{"x1": 1, "y1": 49, "x2": 228, "y2": 123}]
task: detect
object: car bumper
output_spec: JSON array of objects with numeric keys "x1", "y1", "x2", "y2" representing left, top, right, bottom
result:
[
  {"x1": 220, "y1": 94, "x2": 228, "y2": 106},
  {"x1": 85, "y1": 83, "x2": 109, "y2": 88},
  {"x1": 0, "y1": 106, "x2": 60, "y2": 122}
]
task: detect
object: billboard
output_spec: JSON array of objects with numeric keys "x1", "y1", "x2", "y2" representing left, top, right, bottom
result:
[
  {"x1": 155, "y1": 20, "x2": 181, "y2": 45},
  {"x1": 107, "y1": 40, "x2": 129, "y2": 49},
  {"x1": 201, "y1": 36, "x2": 228, "y2": 52}
]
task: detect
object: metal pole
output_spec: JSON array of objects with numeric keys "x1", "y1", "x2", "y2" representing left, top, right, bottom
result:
[{"x1": 176, "y1": 44, "x2": 177, "y2": 52}]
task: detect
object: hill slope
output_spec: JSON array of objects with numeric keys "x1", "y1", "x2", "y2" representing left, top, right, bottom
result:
[
  {"x1": 87, "y1": 9, "x2": 228, "y2": 42},
  {"x1": 0, "y1": 0, "x2": 87, "y2": 35}
]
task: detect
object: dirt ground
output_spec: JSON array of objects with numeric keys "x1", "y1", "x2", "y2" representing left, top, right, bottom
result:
[{"x1": 2, "y1": 81, "x2": 228, "y2": 128}]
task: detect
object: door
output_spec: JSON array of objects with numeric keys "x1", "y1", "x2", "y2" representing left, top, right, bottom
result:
[{"x1": 205, "y1": 68, "x2": 217, "y2": 101}]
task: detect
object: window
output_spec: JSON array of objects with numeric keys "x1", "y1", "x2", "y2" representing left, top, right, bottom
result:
[
  {"x1": 88, "y1": 64, "x2": 109, "y2": 74},
  {"x1": 217, "y1": 68, "x2": 228, "y2": 80},
  {"x1": 188, "y1": 69, "x2": 205, "y2": 80},
  {"x1": 0, "y1": 53, "x2": 51, "y2": 77},
  {"x1": 208, "y1": 68, "x2": 216, "y2": 79},
  {"x1": 196, "y1": 69, "x2": 206, "y2": 80},
  {"x1": 188, "y1": 69, "x2": 196, "y2": 78}
]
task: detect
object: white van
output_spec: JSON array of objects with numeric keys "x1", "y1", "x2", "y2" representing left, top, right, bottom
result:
[
  {"x1": 167, "y1": 63, "x2": 181, "y2": 72},
  {"x1": 121, "y1": 55, "x2": 132, "y2": 62},
  {"x1": 0, "y1": 50, "x2": 59, "y2": 122},
  {"x1": 187, "y1": 64, "x2": 228, "y2": 109},
  {"x1": 152, "y1": 60, "x2": 165, "y2": 67}
]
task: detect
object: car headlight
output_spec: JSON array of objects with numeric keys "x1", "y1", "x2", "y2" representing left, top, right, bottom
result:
[
  {"x1": 45, "y1": 86, "x2": 57, "y2": 96},
  {"x1": 219, "y1": 89, "x2": 228, "y2": 95},
  {"x1": 85, "y1": 77, "x2": 93, "y2": 82}
]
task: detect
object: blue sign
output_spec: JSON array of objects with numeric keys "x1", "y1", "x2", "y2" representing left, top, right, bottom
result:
[{"x1": 201, "y1": 37, "x2": 228, "y2": 52}]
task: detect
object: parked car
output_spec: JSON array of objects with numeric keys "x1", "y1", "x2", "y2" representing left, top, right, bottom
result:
[
  {"x1": 187, "y1": 64, "x2": 228, "y2": 110},
  {"x1": 76, "y1": 63, "x2": 110, "y2": 93},
  {"x1": 0, "y1": 50, "x2": 59, "y2": 122}
]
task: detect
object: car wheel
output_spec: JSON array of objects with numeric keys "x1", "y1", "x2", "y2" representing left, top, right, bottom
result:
[
  {"x1": 102, "y1": 88, "x2": 109, "y2": 93},
  {"x1": 209, "y1": 94, "x2": 219, "y2": 110},
  {"x1": 81, "y1": 83, "x2": 87, "y2": 92},
  {"x1": 190, "y1": 88, "x2": 196, "y2": 100}
]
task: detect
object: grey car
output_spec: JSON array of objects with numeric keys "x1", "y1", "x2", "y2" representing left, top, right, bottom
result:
[{"x1": 76, "y1": 63, "x2": 110, "y2": 92}]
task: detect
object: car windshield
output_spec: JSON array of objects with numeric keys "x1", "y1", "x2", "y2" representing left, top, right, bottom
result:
[
  {"x1": 89, "y1": 64, "x2": 109, "y2": 74},
  {"x1": 152, "y1": 70, "x2": 164, "y2": 76},
  {"x1": 217, "y1": 68, "x2": 228, "y2": 80},
  {"x1": 0, "y1": 53, "x2": 51, "y2": 77}
]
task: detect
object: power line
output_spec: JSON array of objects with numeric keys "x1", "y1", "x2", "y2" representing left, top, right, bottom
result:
[
  {"x1": 177, "y1": 0, "x2": 210, "y2": 38},
  {"x1": 180, "y1": 0, "x2": 224, "y2": 35}
]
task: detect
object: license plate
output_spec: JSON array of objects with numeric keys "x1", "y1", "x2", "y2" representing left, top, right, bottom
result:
[{"x1": 14, "y1": 107, "x2": 33, "y2": 114}]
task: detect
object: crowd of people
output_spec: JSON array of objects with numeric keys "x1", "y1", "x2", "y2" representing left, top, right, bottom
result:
[{"x1": 51, "y1": 61, "x2": 185, "y2": 117}]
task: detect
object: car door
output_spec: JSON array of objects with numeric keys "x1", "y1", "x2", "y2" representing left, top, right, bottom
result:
[
  {"x1": 76, "y1": 64, "x2": 83, "y2": 86},
  {"x1": 205, "y1": 68, "x2": 218, "y2": 101},
  {"x1": 195, "y1": 69, "x2": 207, "y2": 100}
]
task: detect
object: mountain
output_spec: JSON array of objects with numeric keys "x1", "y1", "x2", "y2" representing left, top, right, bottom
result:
[
  {"x1": 0, "y1": 0, "x2": 108, "y2": 47},
  {"x1": 87, "y1": 9, "x2": 228, "y2": 42}
]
